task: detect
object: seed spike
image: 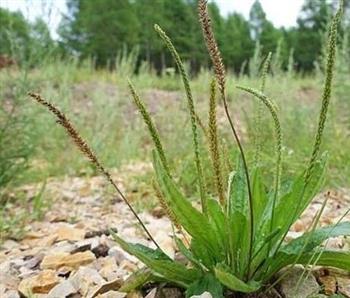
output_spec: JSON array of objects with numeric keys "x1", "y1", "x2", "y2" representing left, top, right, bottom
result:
[
  {"x1": 255, "y1": 52, "x2": 272, "y2": 167},
  {"x1": 208, "y1": 78, "x2": 225, "y2": 205},
  {"x1": 198, "y1": 0, "x2": 254, "y2": 273},
  {"x1": 154, "y1": 24, "x2": 207, "y2": 214},
  {"x1": 128, "y1": 79, "x2": 170, "y2": 175},
  {"x1": 305, "y1": 0, "x2": 343, "y2": 184},
  {"x1": 28, "y1": 92, "x2": 160, "y2": 250}
]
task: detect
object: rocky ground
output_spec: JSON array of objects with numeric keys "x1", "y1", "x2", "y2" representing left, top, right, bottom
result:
[{"x1": 1, "y1": 163, "x2": 350, "y2": 298}]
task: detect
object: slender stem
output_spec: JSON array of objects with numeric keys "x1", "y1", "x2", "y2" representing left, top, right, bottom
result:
[{"x1": 103, "y1": 172, "x2": 161, "y2": 250}]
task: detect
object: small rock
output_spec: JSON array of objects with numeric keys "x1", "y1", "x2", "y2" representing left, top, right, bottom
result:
[
  {"x1": 96, "y1": 291, "x2": 126, "y2": 298},
  {"x1": 151, "y1": 206, "x2": 166, "y2": 218},
  {"x1": 57, "y1": 266, "x2": 73, "y2": 278},
  {"x1": 1, "y1": 240, "x2": 20, "y2": 251},
  {"x1": 0, "y1": 285, "x2": 5, "y2": 295},
  {"x1": 145, "y1": 288, "x2": 157, "y2": 298},
  {"x1": 98, "y1": 257, "x2": 120, "y2": 281},
  {"x1": 92, "y1": 243, "x2": 109, "y2": 258},
  {"x1": 318, "y1": 275, "x2": 336, "y2": 295},
  {"x1": 108, "y1": 247, "x2": 127, "y2": 265},
  {"x1": 56, "y1": 226, "x2": 85, "y2": 242},
  {"x1": 69, "y1": 267, "x2": 106, "y2": 297},
  {"x1": 337, "y1": 276, "x2": 350, "y2": 297},
  {"x1": 160, "y1": 287, "x2": 183, "y2": 298},
  {"x1": 292, "y1": 219, "x2": 305, "y2": 232},
  {"x1": 89, "y1": 278, "x2": 123, "y2": 297},
  {"x1": 325, "y1": 237, "x2": 344, "y2": 249},
  {"x1": 47, "y1": 280, "x2": 77, "y2": 298},
  {"x1": 18, "y1": 270, "x2": 59, "y2": 296},
  {"x1": 3, "y1": 290, "x2": 20, "y2": 298},
  {"x1": 71, "y1": 267, "x2": 106, "y2": 286},
  {"x1": 36, "y1": 234, "x2": 59, "y2": 247},
  {"x1": 0, "y1": 270, "x2": 20, "y2": 290},
  {"x1": 23, "y1": 254, "x2": 44, "y2": 270},
  {"x1": 279, "y1": 267, "x2": 320, "y2": 298},
  {"x1": 41, "y1": 251, "x2": 96, "y2": 270},
  {"x1": 120, "y1": 260, "x2": 138, "y2": 272},
  {"x1": 85, "y1": 228, "x2": 118, "y2": 238}
]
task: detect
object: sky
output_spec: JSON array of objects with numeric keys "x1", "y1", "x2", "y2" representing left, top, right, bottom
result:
[{"x1": 0, "y1": 0, "x2": 305, "y2": 39}]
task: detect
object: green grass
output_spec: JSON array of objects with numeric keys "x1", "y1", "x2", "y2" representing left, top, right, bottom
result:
[
  {"x1": 0, "y1": 39, "x2": 349, "y2": 244},
  {"x1": 2, "y1": 60, "x2": 349, "y2": 188}
]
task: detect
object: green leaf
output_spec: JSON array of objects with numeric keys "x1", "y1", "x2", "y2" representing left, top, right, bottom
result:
[
  {"x1": 281, "y1": 222, "x2": 350, "y2": 255},
  {"x1": 251, "y1": 227, "x2": 281, "y2": 271},
  {"x1": 119, "y1": 268, "x2": 157, "y2": 293},
  {"x1": 265, "y1": 250, "x2": 350, "y2": 281},
  {"x1": 227, "y1": 159, "x2": 249, "y2": 217},
  {"x1": 113, "y1": 233, "x2": 200, "y2": 287},
  {"x1": 207, "y1": 199, "x2": 228, "y2": 261},
  {"x1": 214, "y1": 264, "x2": 261, "y2": 293},
  {"x1": 186, "y1": 274, "x2": 224, "y2": 298},
  {"x1": 174, "y1": 236, "x2": 204, "y2": 270},
  {"x1": 258, "y1": 154, "x2": 328, "y2": 251},
  {"x1": 191, "y1": 238, "x2": 216, "y2": 269},
  {"x1": 262, "y1": 221, "x2": 350, "y2": 280},
  {"x1": 252, "y1": 167, "x2": 268, "y2": 231},
  {"x1": 153, "y1": 151, "x2": 220, "y2": 256},
  {"x1": 226, "y1": 159, "x2": 251, "y2": 276},
  {"x1": 299, "y1": 251, "x2": 350, "y2": 271}
]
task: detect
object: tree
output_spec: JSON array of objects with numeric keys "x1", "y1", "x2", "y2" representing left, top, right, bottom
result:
[
  {"x1": 0, "y1": 8, "x2": 56, "y2": 66},
  {"x1": 60, "y1": 0, "x2": 140, "y2": 68},
  {"x1": 294, "y1": 0, "x2": 332, "y2": 71},
  {"x1": 249, "y1": 0, "x2": 266, "y2": 40},
  {"x1": 221, "y1": 13, "x2": 254, "y2": 73},
  {"x1": 0, "y1": 8, "x2": 31, "y2": 59},
  {"x1": 248, "y1": 0, "x2": 282, "y2": 69}
]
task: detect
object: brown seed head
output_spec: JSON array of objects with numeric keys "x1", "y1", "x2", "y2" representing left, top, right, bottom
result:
[{"x1": 198, "y1": 0, "x2": 226, "y2": 96}]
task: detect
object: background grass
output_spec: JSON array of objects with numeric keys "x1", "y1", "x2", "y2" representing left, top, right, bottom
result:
[{"x1": 0, "y1": 54, "x2": 349, "y2": 240}]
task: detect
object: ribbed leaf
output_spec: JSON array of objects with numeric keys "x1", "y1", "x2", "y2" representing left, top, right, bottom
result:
[
  {"x1": 113, "y1": 234, "x2": 200, "y2": 287},
  {"x1": 191, "y1": 238, "x2": 216, "y2": 269},
  {"x1": 227, "y1": 159, "x2": 248, "y2": 216},
  {"x1": 281, "y1": 222, "x2": 350, "y2": 255},
  {"x1": 257, "y1": 154, "x2": 328, "y2": 251},
  {"x1": 207, "y1": 198, "x2": 227, "y2": 262},
  {"x1": 262, "y1": 222, "x2": 350, "y2": 280},
  {"x1": 252, "y1": 167, "x2": 268, "y2": 240},
  {"x1": 174, "y1": 236, "x2": 204, "y2": 270},
  {"x1": 153, "y1": 151, "x2": 219, "y2": 256},
  {"x1": 214, "y1": 264, "x2": 261, "y2": 293},
  {"x1": 227, "y1": 159, "x2": 250, "y2": 276},
  {"x1": 251, "y1": 227, "x2": 281, "y2": 272},
  {"x1": 299, "y1": 251, "x2": 350, "y2": 271},
  {"x1": 265, "y1": 250, "x2": 350, "y2": 280},
  {"x1": 119, "y1": 268, "x2": 158, "y2": 293},
  {"x1": 186, "y1": 274, "x2": 224, "y2": 298}
]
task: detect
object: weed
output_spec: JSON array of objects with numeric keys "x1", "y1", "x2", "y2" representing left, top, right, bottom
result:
[{"x1": 28, "y1": 1, "x2": 350, "y2": 297}]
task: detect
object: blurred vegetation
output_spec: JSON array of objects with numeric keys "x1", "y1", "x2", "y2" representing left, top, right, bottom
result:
[{"x1": 0, "y1": 0, "x2": 349, "y2": 72}]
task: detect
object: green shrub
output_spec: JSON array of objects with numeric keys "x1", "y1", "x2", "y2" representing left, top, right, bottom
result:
[
  {"x1": 29, "y1": 0, "x2": 349, "y2": 296},
  {"x1": 0, "y1": 82, "x2": 33, "y2": 194}
]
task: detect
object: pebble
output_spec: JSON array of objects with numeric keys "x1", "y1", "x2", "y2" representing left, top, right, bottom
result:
[
  {"x1": 1, "y1": 174, "x2": 349, "y2": 298},
  {"x1": 47, "y1": 279, "x2": 77, "y2": 298}
]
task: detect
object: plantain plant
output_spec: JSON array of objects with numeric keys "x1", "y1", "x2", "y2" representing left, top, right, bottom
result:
[{"x1": 29, "y1": 0, "x2": 349, "y2": 297}]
